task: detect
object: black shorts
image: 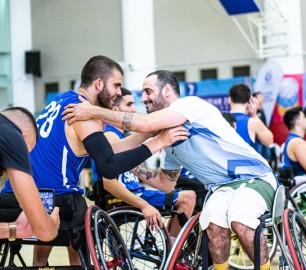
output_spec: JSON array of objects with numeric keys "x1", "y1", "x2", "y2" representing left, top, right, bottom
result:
[
  {"x1": 0, "y1": 192, "x2": 87, "y2": 246},
  {"x1": 0, "y1": 192, "x2": 87, "y2": 231},
  {"x1": 55, "y1": 192, "x2": 88, "y2": 231}
]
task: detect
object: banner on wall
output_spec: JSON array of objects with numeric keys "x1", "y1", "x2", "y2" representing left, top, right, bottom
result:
[
  {"x1": 183, "y1": 77, "x2": 249, "y2": 111},
  {"x1": 201, "y1": 95, "x2": 230, "y2": 112},
  {"x1": 269, "y1": 74, "x2": 304, "y2": 145},
  {"x1": 253, "y1": 61, "x2": 284, "y2": 126},
  {"x1": 272, "y1": 74, "x2": 304, "y2": 122},
  {"x1": 132, "y1": 77, "x2": 249, "y2": 113}
]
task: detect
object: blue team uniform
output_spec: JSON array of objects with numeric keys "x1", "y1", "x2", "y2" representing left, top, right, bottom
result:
[
  {"x1": 2, "y1": 90, "x2": 89, "y2": 195},
  {"x1": 231, "y1": 112, "x2": 255, "y2": 148},
  {"x1": 282, "y1": 133, "x2": 306, "y2": 176}
]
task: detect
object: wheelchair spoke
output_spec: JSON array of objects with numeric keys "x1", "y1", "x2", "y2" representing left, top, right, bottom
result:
[{"x1": 108, "y1": 207, "x2": 171, "y2": 269}]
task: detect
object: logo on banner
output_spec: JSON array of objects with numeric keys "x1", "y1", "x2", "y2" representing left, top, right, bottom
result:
[
  {"x1": 254, "y1": 61, "x2": 284, "y2": 125},
  {"x1": 276, "y1": 77, "x2": 299, "y2": 116},
  {"x1": 185, "y1": 82, "x2": 197, "y2": 96}
]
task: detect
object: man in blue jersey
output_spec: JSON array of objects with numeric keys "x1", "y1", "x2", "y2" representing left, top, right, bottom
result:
[
  {"x1": 281, "y1": 106, "x2": 306, "y2": 177},
  {"x1": 63, "y1": 70, "x2": 277, "y2": 270},
  {"x1": 0, "y1": 107, "x2": 59, "y2": 241},
  {"x1": 2, "y1": 57, "x2": 188, "y2": 266},
  {"x1": 98, "y1": 87, "x2": 195, "y2": 243},
  {"x1": 229, "y1": 83, "x2": 273, "y2": 149}
]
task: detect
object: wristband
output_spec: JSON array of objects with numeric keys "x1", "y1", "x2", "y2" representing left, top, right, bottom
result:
[{"x1": 8, "y1": 222, "x2": 17, "y2": 241}]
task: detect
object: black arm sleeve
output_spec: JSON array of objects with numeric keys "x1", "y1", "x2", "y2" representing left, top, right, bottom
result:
[{"x1": 83, "y1": 132, "x2": 152, "y2": 179}]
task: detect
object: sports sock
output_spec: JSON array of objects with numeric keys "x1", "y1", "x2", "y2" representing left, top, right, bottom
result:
[
  {"x1": 213, "y1": 259, "x2": 229, "y2": 270},
  {"x1": 260, "y1": 260, "x2": 271, "y2": 270}
]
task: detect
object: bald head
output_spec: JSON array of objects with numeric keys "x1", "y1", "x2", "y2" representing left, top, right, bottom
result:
[{"x1": 1, "y1": 107, "x2": 38, "y2": 152}]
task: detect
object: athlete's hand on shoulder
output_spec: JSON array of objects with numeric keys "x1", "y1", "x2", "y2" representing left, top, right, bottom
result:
[
  {"x1": 157, "y1": 125, "x2": 189, "y2": 149},
  {"x1": 141, "y1": 204, "x2": 163, "y2": 231},
  {"x1": 62, "y1": 96, "x2": 93, "y2": 124}
]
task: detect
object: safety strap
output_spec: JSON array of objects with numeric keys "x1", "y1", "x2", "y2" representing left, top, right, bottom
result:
[
  {"x1": 202, "y1": 230, "x2": 209, "y2": 270},
  {"x1": 164, "y1": 189, "x2": 188, "y2": 227},
  {"x1": 254, "y1": 221, "x2": 264, "y2": 270},
  {"x1": 178, "y1": 212, "x2": 188, "y2": 227},
  {"x1": 164, "y1": 190, "x2": 177, "y2": 210}
]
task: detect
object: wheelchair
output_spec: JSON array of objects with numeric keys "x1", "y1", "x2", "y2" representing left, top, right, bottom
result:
[
  {"x1": 164, "y1": 185, "x2": 284, "y2": 269},
  {"x1": 88, "y1": 181, "x2": 187, "y2": 270},
  {"x1": 0, "y1": 192, "x2": 92, "y2": 269},
  {"x1": 276, "y1": 166, "x2": 306, "y2": 215},
  {"x1": 164, "y1": 182, "x2": 306, "y2": 270},
  {"x1": 85, "y1": 205, "x2": 134, "y2": 270}
]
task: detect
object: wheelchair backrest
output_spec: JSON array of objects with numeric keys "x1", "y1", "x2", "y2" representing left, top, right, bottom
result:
[
  {"x1": 276, "y1": 166, "x2": 295, "y2": 188},
  {"x1": 272, "y1": 184, "x2": 286, "y2": 221}
]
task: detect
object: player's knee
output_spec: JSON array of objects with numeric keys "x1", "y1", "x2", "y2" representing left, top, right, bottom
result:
[
  {"x1": 177, "y1": 190, "x2": 196, "y2": 209},
  {"x1": 186, "y1": 190, "x2": 196, "y2": 207}
]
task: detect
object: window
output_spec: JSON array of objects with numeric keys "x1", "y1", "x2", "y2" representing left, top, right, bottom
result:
[
  {"x1": 70, "y1": 79, "x2": 81, "y2": 91},
  {"x1": 173, "y1": 71, "x2": 186, "y2": 82},
  {"x1": 45, "y1": 82, "x2": 59, "y2": 105},
  {"x1": 233, "y1": 66, "x2": 250, "y2": 77},
  {"x1": 70, "y1": 80, "x2": 76, "y2": 90},
  {"x1": 200, "y1": 68, "x2": 218, "y2": 80},
  {"x1": 45, "y1": 82, "x2": 59, "y2": 93}
]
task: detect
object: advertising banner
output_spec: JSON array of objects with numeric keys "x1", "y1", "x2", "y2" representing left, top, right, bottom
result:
[
  {"x1": 253, "y1": 61, "x2": 284, "y2": 126},
  {"x1": 269, "y1": 74, "x2": 304, "y2": 145}
]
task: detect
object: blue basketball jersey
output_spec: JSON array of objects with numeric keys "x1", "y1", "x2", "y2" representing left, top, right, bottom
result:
[
  {"x1": 104, "y1": 125, "x2": 145, "y2": 195},
  {"x1": 282, "y1": 133, "x2": 306, "y2": 176},
  {"x1": 3, "y1": 90, "x2": 89, "y2": 195},
  {"x1": 161, "y1": 96, "x2": 276, "y2": 190},
  {"x1": 231, "y1": 112, "x2": 255, "y2": 148}
]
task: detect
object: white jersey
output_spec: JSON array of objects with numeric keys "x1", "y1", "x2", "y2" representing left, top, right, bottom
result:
[{"x1": 160, "y1": 96, "x2": 276, "y2": 190}]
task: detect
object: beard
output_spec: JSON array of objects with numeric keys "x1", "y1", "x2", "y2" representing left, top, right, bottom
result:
[
  {"x1": 97, "y1": 84, "x2": 113, "y2": 109},
  {"x1": 147, "y1": 91, "x2": 168, "y2": 113}
]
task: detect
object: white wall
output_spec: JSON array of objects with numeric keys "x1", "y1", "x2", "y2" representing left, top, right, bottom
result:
[
  {"x1": 29, "y1": 0, "x2": 306, "y2": 111},
  {"x1": 31, "y1": 0, "x2": 123, "y2": 112},
  {"x1": 10, "y1": 0, "x2": 35, "y2": 113},
  {"x1": 300, "y1": 0, "x2": 306, "y2": 71},
  {"x1": 154, "y1": 0, "x2": 259, "y2": 81}
]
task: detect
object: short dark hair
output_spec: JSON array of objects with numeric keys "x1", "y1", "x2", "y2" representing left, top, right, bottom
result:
[
  {"x1": 252, "y1": 91, "x2": 262, "y2": 98},
  {"x1": 222, "y1": 112, "x2": 236, "y2": 128},
  {"x1": 2, "y1": 106, "x2": 38, "y2": 142},
  {"x1": 229, "y1": 83, "x2": 251, "y2": 104},
  {"x1": 113, "y1": 87, "x2": 132, "y2": 106},
  {"x1": 146, "y1": 70, "x2": 180, "y2": 97},
  {"x1": 283, "y1": 106, "x2": 304, "y2": 130},
  {"x1": 80, "y1": 55, "x2": 123, "y2": 88},
  {"x1": 303, "y1": 107, "x2": 306, "y2": 117}
]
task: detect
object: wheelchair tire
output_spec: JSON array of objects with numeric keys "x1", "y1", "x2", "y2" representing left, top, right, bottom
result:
[
  {"x1": 107, "y1": 206, "x2": 171, "y2": 270},
  {"x1": 85, "y1": 205, "x2": 133, "y2": 270}
]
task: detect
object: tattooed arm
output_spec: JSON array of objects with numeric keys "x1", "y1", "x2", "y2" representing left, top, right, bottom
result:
[
  {"x1": 62, "y1": 96, "x2": 187, "y2": 132},
  {"x1": 131, "y1": 165, "x2": 181, "y2": 193}
]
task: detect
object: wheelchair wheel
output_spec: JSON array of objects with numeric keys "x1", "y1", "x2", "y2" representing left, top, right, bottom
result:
[
  {"x1": 85, "y1": 205, "x2": 133, "y2": 270},
  {"x1": 108, "y1": 206, "x2": 171, "y2": 270},
  {"x1": 164, "y1": 212, "x2": 213, "y2": 270},
  {"x1": 289, "y1": 181, "x2": 306, "y2": 215},
  {"x1": 0, "y1": 242, "x2": 9, "y2": 266},
  {"x1": 228, "y1": 227, "x2": 277, "y2": 270},
  {"x1": 284, "y1": 208, "x2": 306, "y2": 270}
]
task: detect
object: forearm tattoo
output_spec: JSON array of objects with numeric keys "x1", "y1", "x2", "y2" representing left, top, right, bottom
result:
[
  {"x1": 134, "y1": 166, "x2": 158, "y2": 181},
  {"x1": 161, "y1": 168, "x2": 180, "y2": 182},
  {"x1": 122, "y1": 112, "x2": 133, "y2": 130}
]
